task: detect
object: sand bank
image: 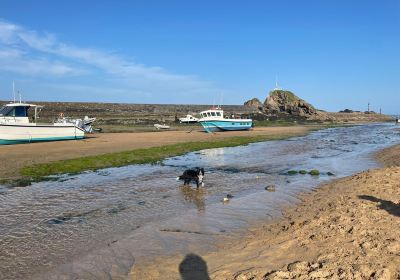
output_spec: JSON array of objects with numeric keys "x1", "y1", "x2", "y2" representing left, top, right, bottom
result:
[
  {"x1": 132, "y1": 148, "x2": 400, "y2": 279},
  {"x1": 0, "y1": 126, "x2": 315, "y2": 179}
]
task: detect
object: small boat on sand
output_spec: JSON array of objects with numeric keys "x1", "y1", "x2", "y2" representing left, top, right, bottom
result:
[
  {"x1": 198, "y1": 106, "x2": 252, "y2": 133},
  {"x1": 0, "y1": 101, "x2": 92, "y2": 145},
  {"x1": 179, "y1": 114, "x2": 198, "y2": 123},
  {"x1": 154, "y1": 123, "x2": 170, "y2": 130}
]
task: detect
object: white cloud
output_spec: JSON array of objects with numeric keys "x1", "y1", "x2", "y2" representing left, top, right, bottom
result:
[
  {"x1": 0, "y1": 19, "x2": 218, "y2": 103},
  {"x1": 0, "y1": 47, "x2": 80, "y2": 76}
]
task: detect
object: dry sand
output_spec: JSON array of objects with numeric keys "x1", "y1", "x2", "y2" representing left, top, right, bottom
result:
[
  {"x1": 0, "y1": 126, "x2": 313, "y2": 179},
  {"x1": 131, "y1": 146, "x2": 400, "y2": 280}
]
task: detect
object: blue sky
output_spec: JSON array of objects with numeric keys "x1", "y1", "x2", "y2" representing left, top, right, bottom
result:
[{"x1": 0, "y1": 0, "x2": 399, "y2": 113}]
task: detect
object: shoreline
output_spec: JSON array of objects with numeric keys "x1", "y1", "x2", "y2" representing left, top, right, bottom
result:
[
  {"x1": 0, "y1": 125, "x2": 325, "y2": 182},
  {"x1": 131, "y1": 144, "x2": 400, "y2": 279}
]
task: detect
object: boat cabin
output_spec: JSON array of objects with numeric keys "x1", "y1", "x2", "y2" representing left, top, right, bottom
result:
[
  {"x1": 0, "y1": 103, "x2": 43, "y2": 124},
  {"x1": 199, "y1": 108, "x2": 224, "y2": 119}
]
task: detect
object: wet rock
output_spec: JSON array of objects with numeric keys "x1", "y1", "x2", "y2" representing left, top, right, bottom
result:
[
  {"x1": 309, "y1": 170, "x2": 320, "y2": 176},
  {"x1": 226, "y1": 194, "x2": 234, "y2": 199},
  {"x1": 265, "y1": 185, "x2": 276, "y2": 192},
  {"x1": 47, "y1": 218, "x2": 65, "y2": 225},
  {"x1": 138, "y1": 201, "x2": 146, "y2": 205},
  {"x1": 327, "y1": 172, "x2": 335, "y2": 176},
  {"x1": 287, "y1": 170, "x2": 298, "y2": 175},
  {"x1": 299, "y1": 170, "x2": 307, "y2": 175}
]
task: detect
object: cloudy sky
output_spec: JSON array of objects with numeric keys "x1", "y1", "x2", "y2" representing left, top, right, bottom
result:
[{"x1": 0, "y1": 0, "x2": 399, "y2": 113}]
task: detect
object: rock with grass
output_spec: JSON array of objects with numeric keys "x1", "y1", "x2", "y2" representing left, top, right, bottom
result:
[
  {"x1": 299, "y1": 170, "x2": 307, "y2": 175},
  {"x1": 244, "y1": 98, "x2": 263, "y2": 110},
  {"x1": 287, "y1": 170, "x2": 298, "y2": 175},
  {"x1": 264, "y1": 90, "x2": 318, "y2": 117}
]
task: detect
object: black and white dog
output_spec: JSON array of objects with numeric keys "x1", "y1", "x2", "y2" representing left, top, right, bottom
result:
[{"x1": 177, "y1": 168, "x2": 205, "y2": 188}]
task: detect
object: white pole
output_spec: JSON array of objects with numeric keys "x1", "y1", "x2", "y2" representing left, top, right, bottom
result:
[{"x1": 13, "y1": 81, "x2": 15, "y2": 102}]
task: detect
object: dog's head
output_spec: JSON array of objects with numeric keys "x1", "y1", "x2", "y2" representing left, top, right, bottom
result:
[{"x1": 196, "y1": 168, "x2": 205, "y2": 183}]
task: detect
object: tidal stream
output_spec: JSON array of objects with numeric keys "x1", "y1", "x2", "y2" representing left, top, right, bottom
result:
[{"x1": 0, "y1": 123, "x2": 399, "y2": 279}]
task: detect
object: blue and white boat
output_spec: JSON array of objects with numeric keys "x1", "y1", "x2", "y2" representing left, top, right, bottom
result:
[{"x1": 198, "y1": 106, "x2": 253, "y2": 133}]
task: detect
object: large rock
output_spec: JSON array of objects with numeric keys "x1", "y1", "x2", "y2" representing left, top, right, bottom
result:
[
  {"x1": 264, "y1": 90, "x2": 318, "y2": 117},
  {"x1": 244, "y1": 98, "x2": 263, "y2": 109}
]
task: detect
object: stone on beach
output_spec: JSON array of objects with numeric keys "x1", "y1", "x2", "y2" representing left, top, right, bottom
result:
[{"x1": 265, "y1": 185, "x2": 276, "y2": 192}]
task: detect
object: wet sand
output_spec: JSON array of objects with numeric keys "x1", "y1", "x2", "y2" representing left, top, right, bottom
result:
[
  {"x1": 133, "y1": 146, "x2": 400, "y2": 279},
  {"x1": 0, "y1": 126, "x2": 314, "y2": 179}
]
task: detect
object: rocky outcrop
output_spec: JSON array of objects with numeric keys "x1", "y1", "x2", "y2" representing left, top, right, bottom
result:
[
  {"x1": 244, "y1": 98, "x2": 263, "y2": 109},
  {"x1": 245, "y1": 90, "x2": 318, "y2": 118},
  {"x1": 246, "y1": 89, "x2": 393, "y2": 123},
  {"x1": 264, "y1": 90, "x2": 318, "y2": 117}
]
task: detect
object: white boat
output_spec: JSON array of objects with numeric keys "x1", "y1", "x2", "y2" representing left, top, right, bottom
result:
[
  {"x1": 55, "y1": 116, "x2": 97, "y2": 133},
  {"x1": 198, "y1": 106, "x2": 253, "y2": 133},
  {"x1": 0, "y1": 102, "x2": 86, "y2": 145},
  {"x1": 154, "y1": 123, "x2": 170, "y2": 130},
  {"x1": 179, "y1": 114, "x2": 198, "y2": 123}
]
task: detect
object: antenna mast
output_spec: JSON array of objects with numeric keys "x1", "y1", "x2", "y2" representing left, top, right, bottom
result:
[
  {"x1": 274, "y1": 74, "x2": 280, "y2": 90},
  {"x1": 13, "y1": 81, "x2": 16, "y2": 103}
]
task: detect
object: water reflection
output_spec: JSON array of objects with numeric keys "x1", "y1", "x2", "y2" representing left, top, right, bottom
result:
[{"x1": 180, "y1": 185, "x2": 206, "y2": 212}]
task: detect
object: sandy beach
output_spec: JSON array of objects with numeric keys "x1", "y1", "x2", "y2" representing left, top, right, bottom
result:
[
  {"x1": 0, "y1": 126, "x2": 314, "y2": 179},
  {"x1": 132, "y1": 145, "x2": 400, "y2": 279}
]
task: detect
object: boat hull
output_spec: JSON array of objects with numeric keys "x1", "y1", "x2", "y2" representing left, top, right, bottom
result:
[
  {"x1": 0, "y1": 124, "x2": 85, "y2": 145},
  {"x1": 199, "y1": 120, "x2": 252, "y2": 133}
]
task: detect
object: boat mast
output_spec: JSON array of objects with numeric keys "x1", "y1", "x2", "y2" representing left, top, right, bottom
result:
[{"x1": 12, "y1": 81, "x2": 16, "y2": 103}]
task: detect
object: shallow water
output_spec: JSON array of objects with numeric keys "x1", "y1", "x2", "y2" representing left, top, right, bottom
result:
[{"x1": 0, "y1": 124, "x2": 399, "y2": 279}]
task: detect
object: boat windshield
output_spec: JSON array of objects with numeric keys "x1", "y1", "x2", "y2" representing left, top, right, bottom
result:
[
  {"x1": 0, "y1": 106, "x2": 13, "y2": 116},
  {"x1": 0, "y1": 106, "x2": 29, "y2": 117}
]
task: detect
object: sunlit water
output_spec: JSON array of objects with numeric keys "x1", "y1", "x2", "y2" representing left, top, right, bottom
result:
[{"x1": 0, "y1": 124, "x2": 399, "y2": 279}]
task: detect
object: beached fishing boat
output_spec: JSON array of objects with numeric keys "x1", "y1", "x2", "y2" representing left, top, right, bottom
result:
[
  {"x1": 179, "y1": 114, "x2": 198, "y2": 123},
  {"x1": 0, "y1": 102, "x2": 87, "y2": 145},
  {"x1": 198, "y1": 106, "x2": 252, "y2": 133}
]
